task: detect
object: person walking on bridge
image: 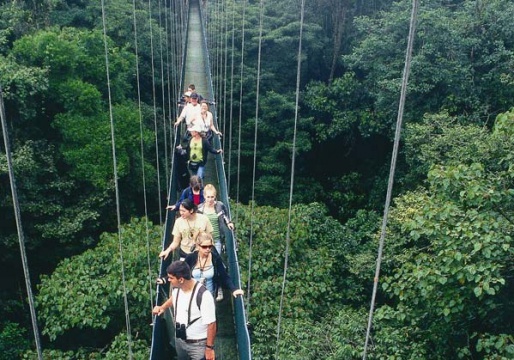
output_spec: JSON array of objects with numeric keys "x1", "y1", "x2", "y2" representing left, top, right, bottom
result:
[
  {"x1": 152, "y1": 260, "x2": 217, "y2": 360},
  {"x1": 175, "y1": 92, "x2": 202, "y2": 129},
  {"x1": 167, "y1": 175, "x2": 205, "y2": 211},
  {"x1": 159, "y1": 198, "x2": 213, "y2": 259},
  {"x1": 178, "y1": 124, "x2": 222, "y2": 180},
  {"x1": 185, "y1": 232, "x2": 244, "y2": 302}
]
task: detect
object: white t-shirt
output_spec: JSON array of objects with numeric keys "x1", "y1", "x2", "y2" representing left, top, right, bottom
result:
[
  {"x1": 179, "y1": 103, "x2": 202, "y2": 127},
  {"x1": 172, "y1": 282, "x2": 216, "y2": 340},
  {"x1": 198, "y1": 111, "x2": 214, "y2": 133}
]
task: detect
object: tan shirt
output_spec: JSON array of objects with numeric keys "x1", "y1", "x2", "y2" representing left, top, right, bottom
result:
[{"x1": 172, "y1": 213, "x2": 213, "y2": 254}]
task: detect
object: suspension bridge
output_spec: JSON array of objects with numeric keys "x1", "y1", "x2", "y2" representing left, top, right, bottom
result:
[
  {"x1": 149, "y1": 0, "x2": 250, "y2": 358},
  {"x1": 1, "y1": 0, "x2": 421, "y2": 357}
]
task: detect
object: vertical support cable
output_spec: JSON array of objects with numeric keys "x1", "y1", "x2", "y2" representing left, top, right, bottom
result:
[
  {"x1": 131, "y1": 0, "x2": 155, "y2": 314},
  {"x1": 275, "y1": 0, "x2": 305, "y2": 356},
  {"x1": 221, "y1": 0, "x2": 229, "y2": 151},
  {"x1": 148, "y1": 0, "x2": 164, "y2": 225},
  {"x1": 217, "y1": 0, "x2": 224, "y2": 119},
  {"x1": 0, "y1": 86, "x2": 43, "y2": 360},
  {"x1": 158, "y1": 0, "x2": 170, "y2": 187},
  {"x1": 362, "y1": 0, "x2": 419, "y2": 358},
  {"x1": 100, "y1": 0, "x2": 133, "y2": 356},
  {"x1": 164, "y1": 0, "x2": 175, "y2": 162},
  {"x1": 227, "y1": 3, "x2": 236, "y2": 195},
  {"x1": 235, "y1": 0, "x2": 247, "y2": 219},
  {"x1": 245, "y1": 0, "x2": 265, "y2": 319}
]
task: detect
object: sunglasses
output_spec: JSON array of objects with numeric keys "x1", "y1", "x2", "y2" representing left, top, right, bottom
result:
[{"x1": 199, "y1": 244, "x2": 213, "y2": 249}]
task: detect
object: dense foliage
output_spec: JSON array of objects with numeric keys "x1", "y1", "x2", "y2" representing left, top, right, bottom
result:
[
  {"x1": 27, "y1": 218, "x2": 160, "y2": 359},
  {"x1": 234, "y1": 112, "x2": 514, "y2": 360},
  {"x1": 1, "y1": 0, "x2": 514, "y2": 358}
]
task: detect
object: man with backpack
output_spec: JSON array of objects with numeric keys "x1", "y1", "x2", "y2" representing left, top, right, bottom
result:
[{"x1": 152, "y1": 261, "x2": 216, "y2": 360}]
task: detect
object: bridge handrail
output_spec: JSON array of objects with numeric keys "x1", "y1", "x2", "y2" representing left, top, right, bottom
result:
[{"x1": 198, "y1": 1, "x2": 252, "y2": 359}]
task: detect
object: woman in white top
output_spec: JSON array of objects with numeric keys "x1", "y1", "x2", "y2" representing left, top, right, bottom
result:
[{"x1": 198, "y1": 102, "x2": 222, "y2": 140}]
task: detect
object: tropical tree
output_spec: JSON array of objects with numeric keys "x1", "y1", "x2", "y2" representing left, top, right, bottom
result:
[
  {"x1": 34, "y1": 217, "x2": 161, "y2": 358},
  {"x1": 342, "y1": 0, "x2": 514, "y2": 135},
  {"x1": 371, "y1": 109, "x2": 514, "y2": 358},
  {"x1": 236, "y1": 201, "x2": 364, "y2": 358}
]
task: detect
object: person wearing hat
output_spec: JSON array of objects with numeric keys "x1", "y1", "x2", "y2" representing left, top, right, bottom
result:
[
  {"x1": 177, "y1": 90, "x2": 191, "y2": 109},
  {"x1": 175, "y1": 91, "x2": 202, "y2": 128},
  {"x1": 179, "y1": 123, "x2": 222, "y2": 180},
  {"x1": 188, "y1": 84, "x2": 204, "y2": 103},
  {"x1": 185, "y1": 232, "x2": 244, "y2": 301}
]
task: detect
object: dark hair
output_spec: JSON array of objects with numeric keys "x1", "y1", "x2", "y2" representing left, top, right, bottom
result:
[
  {"x1": 190, "y1": 175, "x2": 203, "y2": 191},
  {"x1": 166, "y1": 261, "x2": 191, "y2": 280},
  {"x1": 181, "y1": 198, "x2": 197, "y2": 213}
]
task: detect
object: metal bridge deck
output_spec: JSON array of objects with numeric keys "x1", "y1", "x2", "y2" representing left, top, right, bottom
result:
[{"x1": 150, "y1": 0, "x2": 250, "y2": 359}]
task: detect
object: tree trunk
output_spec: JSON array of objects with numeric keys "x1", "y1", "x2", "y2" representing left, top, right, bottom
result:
[{"x1": 329, "y1": 1, "x2": 347, "y2": 84}]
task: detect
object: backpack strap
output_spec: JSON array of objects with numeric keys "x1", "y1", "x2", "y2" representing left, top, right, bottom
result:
[
  {"x1": 187, "y1": 284, "x2": 207, "y2": 327},
  {"x1": 174, "y1": 281, "x2": 201, "y2": 326},
  {"x1": 196, "y1": 283, "x2": 207, "y2": 309},
  {"x1": 174, "y1": 282, "x2": 208, "y2": 329}
]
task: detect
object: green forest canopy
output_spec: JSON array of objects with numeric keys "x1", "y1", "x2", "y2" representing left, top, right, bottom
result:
[{"x1": 1, "y1": 0, "x2": 514, "y2": 358}]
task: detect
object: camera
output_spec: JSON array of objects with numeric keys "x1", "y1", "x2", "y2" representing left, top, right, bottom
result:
[{"x1": 176, "y1": 323, "x2": 187, "y2": 340}]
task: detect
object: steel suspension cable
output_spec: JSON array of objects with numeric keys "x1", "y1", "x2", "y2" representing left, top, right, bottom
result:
[
  {"x1": 172, "y1": 1, "x2": 182, "y2": 106},
  {"x1": 215, "y1": 2, "x2": 221, "y2": 100},
  {"x1": 362, "y1": 0, "x2": 419, "y2": 358},
  {"x1": 158, "y1": 0, "x2": 182, "y2": 254},
  {"x1": 162, "y1": 2, "x2": 183, "y2": 206},
  {"x1": 211, "y1": 0, "x2": 223, "y2": 146},
  {"x1": 221, "y1": 0, "x2": 229, "y2": 151},
  {"x1": 216, "y1": 0, "x2": 224, "y2": 119},
  {"x1": 148, "y1": 0, "x2": 164, "y2": 225},
  {"x1": 275, "y1": 0, "x2": 305, "y2": 356},
  {"x1": 245, "y1": 0, "x2": 265, "y2": 318},
  {"x1": 100, "y1": 0, "x2": 133, "y2": 356},
  {"x1": 0, "y1": 85, "x2": 43, "y2": 360},
  {"x1": 235, "y1": 0, "x2": 247, "y2": 219},
  {"x1": 168, "y1": 0, "x2": 181, "y2": 136},
  {"x1": 210, "y1": 0, "x2": 219, "y2": 102},
  {"x1": 163, "y1": 0, "x2": 175, "y2": 162},
  {"x1": 158, "y1": 0, "x2": 170, "y2": 187},
  {"x1": 212, "y1": 0, "x2": 220, "y2": 127},
  {"x1": 131, "y1": 0, "x2": 155, "y2": 314},
  {"x1": 227, "y1": 4, "x2": 236, "y2": 194}
]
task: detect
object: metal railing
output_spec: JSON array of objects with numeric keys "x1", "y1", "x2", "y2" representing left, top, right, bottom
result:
[{"x1": 150, "y1": 0, "x2": 251, "y2": 358}]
